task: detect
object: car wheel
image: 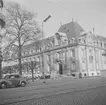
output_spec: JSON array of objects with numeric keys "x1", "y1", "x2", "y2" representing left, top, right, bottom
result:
[
  {"x1": 0, "y1": 82, "x2": 7, "y2": 89},
  {"x1": 21, "y1": 81, "x2": 26, "y2": 87}
]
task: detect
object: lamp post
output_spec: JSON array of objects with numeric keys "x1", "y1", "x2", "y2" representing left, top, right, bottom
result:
[{"x1": 42, "y1": 15, "x2": 51, "y2": 83}]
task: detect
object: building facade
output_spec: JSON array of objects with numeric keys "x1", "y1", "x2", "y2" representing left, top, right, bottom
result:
[{"x1": 2, "y1": 21, "x2": 106, "y2": 78}]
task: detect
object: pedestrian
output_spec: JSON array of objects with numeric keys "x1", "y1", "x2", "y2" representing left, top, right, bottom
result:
[{"x1": 79, "y1": 72, "x2": 82, "y2": 78}]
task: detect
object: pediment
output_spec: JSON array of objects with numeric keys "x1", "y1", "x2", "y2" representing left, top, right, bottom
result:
[{"x1": 87, "y1": 33, "x2": 94, "y2": 44}]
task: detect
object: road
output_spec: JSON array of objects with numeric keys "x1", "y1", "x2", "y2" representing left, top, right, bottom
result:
[{"x1": 0, "y1": 76, "x2": 106, "y2": 105}]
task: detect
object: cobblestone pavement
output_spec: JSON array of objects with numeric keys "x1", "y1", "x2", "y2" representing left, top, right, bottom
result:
[
  {"x1": 3, "y1": 85, "x2": 106, "y2": 105},
  {"x1": 0, "y1": 77, "x2": 106, "y2": 105}
]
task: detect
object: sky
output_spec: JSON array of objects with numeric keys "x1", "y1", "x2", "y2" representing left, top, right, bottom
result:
[{"x1": 5, "y1": 0, "x2": 106, "y2": 38}]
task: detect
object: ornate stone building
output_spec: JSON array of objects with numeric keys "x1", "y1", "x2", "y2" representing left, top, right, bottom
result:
[{"x1": 2, "y1": 21, "x2": 106, "y2": 77}]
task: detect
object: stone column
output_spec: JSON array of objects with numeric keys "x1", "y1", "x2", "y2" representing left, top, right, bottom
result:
[
  {"x1": 44, "y1": 54, "x2": 47, "y2": 74},
  {"x1": 48, "y1": 53, "x2": 51, "y2": 75},
  {"x1": 65, "y1": 49, "x2": 68, "y2": 74},
  {"x1": 75, "y1": 47, "x2": 80, "y2": 73},
  {"x1": 67, "y1": 49, "x2": 71, "y2": 75},
  {"x1": 85, "y1": 46, "x2": 89, "y2": 76}
]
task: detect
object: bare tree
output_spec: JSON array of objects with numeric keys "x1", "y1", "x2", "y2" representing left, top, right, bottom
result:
[{"x1": 3, "y1": 2, "x2": 41, "y2": 75}]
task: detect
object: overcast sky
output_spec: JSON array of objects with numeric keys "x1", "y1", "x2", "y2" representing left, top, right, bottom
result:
[{"x1": 5, "y1": 0, "x2": 106, "y2": 38}]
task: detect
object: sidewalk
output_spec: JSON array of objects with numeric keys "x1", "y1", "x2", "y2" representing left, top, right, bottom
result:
[{"x1": 28, "y1": 75, "x2": 102, "y2": 86}]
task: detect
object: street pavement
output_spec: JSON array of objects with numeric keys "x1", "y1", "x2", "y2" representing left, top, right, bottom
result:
[{"x1": 0, "y1": 76, "x2": 106, "y2": 105}]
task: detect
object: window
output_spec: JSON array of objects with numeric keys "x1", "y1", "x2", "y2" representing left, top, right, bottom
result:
[
  {"x1": 62, "y1": 52, "x2": 65, "y2": 61},
  {"x1": 72, "y1": 49, "x2": 75, "y2": 57},
  {"x1": 72, "y1": 63, "x2": 75, "y2": 70},
  {"x1": 40, "y1": 48, "x2": 42, "y2": 52},
  {"x1": 94, "y1": 40, "x2": 97, "y2": 46},
  {"x1": 87, "y1": 35, "x2": 93, "y2": 44},
  {"x1": 89, "y1": 49, "x2": 93, "y2": 63},
  {"x1": 22, "y1": 53, "x2": 24, "y2": 56},
  {"x1": 97, "y1": 41, "x2": 100, "y2": 47},
  {"x1": 42, "y1": 46, "x2": 45, "y2": 50},
  {"x1": 47, "y1": 44, "x2": 50, "y2": 48},
  {"x1": 69, "y1": 39, "x2": 72, "y2": 44},
  {"x1": 83, "y1": 39, "x2": 86, "y2": 43},
  {"x1": 25, "y1": 51, "x2": 28, "y2": 55},
  {"x1": 97, "y1": 41, "x2": 98, "y2": 46},
  {"x1": 43, "y1": 46, "x2": 46, "y2": 50},
  {"x1": 50, "y1": 42, "x2": 53, "y2": 47},
  {"x1": 31, "y1": 49, "x2": 33, "y2": 53},
  {"x1": 9, "y1": 75, "x2": 15, "y2": 79},
  {"x1": 4, "y1": 75, "x2": 9, "y2": 79},
  {"x1": 38, "y1": 49, "x2": 40, "y2": 52},
  {"x1": 46, "y1": 46, "x2": 48, "y2": 50},
  {"x1": 104, "y1": 43, "x2": 106, "y2": 48},
  {"x1": 37, "y1": 49, "x2": 40, "y2": 52},
  {"x1": 33, "y1": 49, "x2": 35, "y2": 53},
  {"x1": 102, "y1": 42, "x2": 104, "y2": 48},
  {"x1": 29, "y1": 50, "x2": 31, "y2": 54},
  {"x1": 82, "y1": 48, "x2": 85, "y2": 57},
  {"x1": 15, "y1": 75, "x2": 20, "y2": 78},
  {"x1": 89, "y1": 56, "x2": 93, "y2": 61},
  {"x1": 82, "y1": 38, "x2": 84, "y2": 43},
  {"x1": 100, "y1": 42, "x2": 102, "y2": 47},
  {"x1": 78, "y1": 38, "x2": 81, "y2": 43},
  {"x1": 82, "y1": 59, "x2": 86, "y2": 70},
  {"x1": 24, "y1": 52, "x2": 26, "y2": 55}
]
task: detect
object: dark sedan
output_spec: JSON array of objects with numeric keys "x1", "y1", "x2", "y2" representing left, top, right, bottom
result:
[{"x1": 0, "y1": 74, "x2": 29, "y2": 89}]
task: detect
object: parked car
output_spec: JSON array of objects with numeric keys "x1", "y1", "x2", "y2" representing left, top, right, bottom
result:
[
  {"x1": 40, "y1": 73, "x2": 50, "y2": 79},
  {"x1": 0, "y1": 74, "x2": 29, "y2": 89}
]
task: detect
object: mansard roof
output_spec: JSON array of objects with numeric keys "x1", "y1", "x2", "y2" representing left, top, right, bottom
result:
[
  {"x1": 41, "y1": 36, "x2": 54, "y2": 45},
  {"x1": 58, "y1": 21, "x2": 84, "y2": 41},
  {"x1": 21, "y1": 21, "x2": 106, "y2": 52},
  {"x1": 97, "y1": 35, "x2": 106, "y2": 42},
  {"x1": 22, "y1": 36, "x2": 54, "y2": 51}
]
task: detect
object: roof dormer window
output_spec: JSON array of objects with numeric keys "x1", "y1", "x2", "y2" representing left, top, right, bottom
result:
[
  {"x1": 50, "y1": 42, "x2": 53, "y2": 47},
  {"x1": 33, "y1": 49, "x2": 35, "y2": 53},
  {"x1": 104, "y1": 43, "x2": 106, "y2": 48},
  {"x1": 22, "y1": 53, "x2": 24, "y2": 56},
  {"x1": 24, "y1": 51, "x2": 27, "y2": 55},
  {"x1": 78, "y1": 38, "x2": 81, "y2": 43},
  {"x1": 83, "y1": 39, "x2": 86, "y2": 43},
  {"x1": 38, "y1": 49, "x2": 40, "y2": 52},
  {"x1": 97, "y1": 41, "x2": 98, "y2": 45},
  {"x1": 46, "y1": 45, "x2": 48, "y2": 50},
  {"x1": 102, "y1": 42, "x2": 104, "y2": 48},
  {"x1": 79, "y1": 37, "x2": 85, "y2": 44},
  {"x1": 72, "y1": 38, "x2": 75, "y2": 43},
  {"x1": 39, "y1": 47, "x2": 42, "y2": 52},
  {"x1": 31, "y1": 49, "x2": 33, "y2": 54},
  {"x1": 98, "y1": 41, "x2": 100, "y2": 47}
]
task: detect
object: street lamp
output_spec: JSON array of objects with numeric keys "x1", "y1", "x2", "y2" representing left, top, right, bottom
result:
[{"x1": 42, "y1": 15, "x2": 51, "y2": 83}]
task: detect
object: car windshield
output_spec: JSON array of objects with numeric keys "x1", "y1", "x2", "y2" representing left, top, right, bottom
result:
[{"x1": 3, "y1": 75, "x2": 9, "y2": 79}]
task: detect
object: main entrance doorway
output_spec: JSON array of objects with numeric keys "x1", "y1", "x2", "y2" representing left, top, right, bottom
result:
[{"x1": 59, "y1": 63, "x2": 63, "y2": 74}]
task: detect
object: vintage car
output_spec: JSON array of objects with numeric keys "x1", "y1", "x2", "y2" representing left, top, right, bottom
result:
[{"x1": 0, "y1": 74, "x2": 29, "y2": 89}]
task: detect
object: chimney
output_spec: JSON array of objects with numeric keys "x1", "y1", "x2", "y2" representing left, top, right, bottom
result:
[{"x1": 93, "y1": 28, "x2": 96, "y2": 37}]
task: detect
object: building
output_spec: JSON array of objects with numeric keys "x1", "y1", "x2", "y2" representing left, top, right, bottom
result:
[{"x1": 2, "y1": 21, "x2": 106, "y2": 78}]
